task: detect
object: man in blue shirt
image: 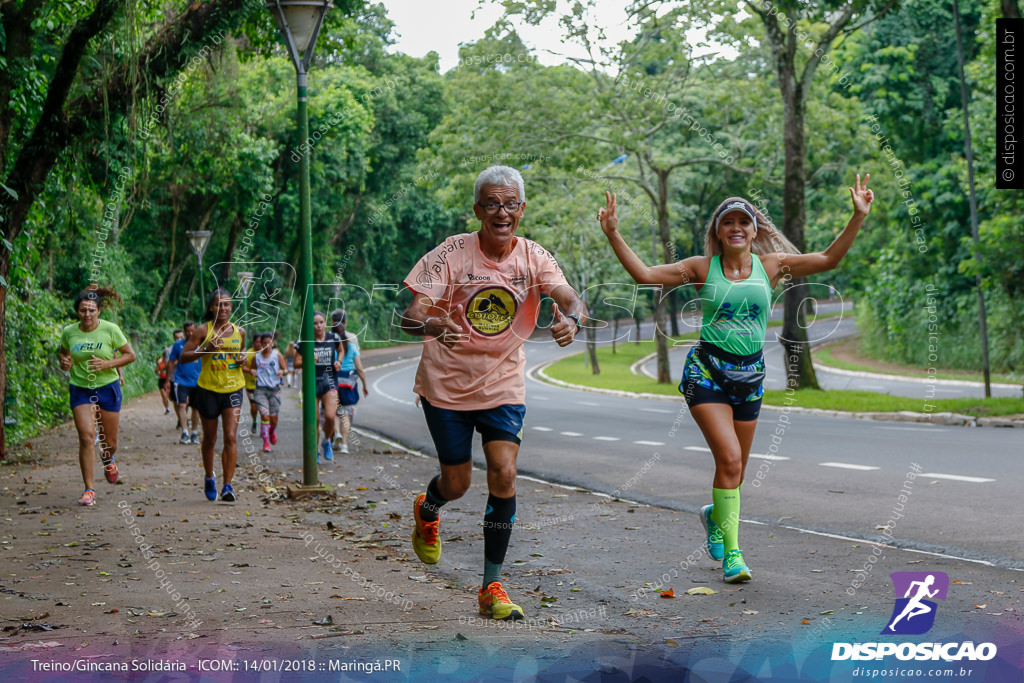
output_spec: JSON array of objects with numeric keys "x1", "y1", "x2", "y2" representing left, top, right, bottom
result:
[{"x1": 168, "y1": 320, "x2": 202, "y2": 444}]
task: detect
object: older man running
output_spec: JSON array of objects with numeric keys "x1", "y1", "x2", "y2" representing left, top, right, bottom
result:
[{"x1": 401, "y1": 165, "x2": 586, "y2": 621}]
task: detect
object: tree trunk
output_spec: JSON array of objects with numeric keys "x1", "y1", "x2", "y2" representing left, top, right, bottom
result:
[
  {"x1": 635, "y1": 315, "x2": 641, "y2": 344},
  {"x1": 653, "y1": 293, "x2": 671, "y2": 383},
  {"x1": 586, "y1": 321, "x2": 600, "y2": 375},
  {"x1": 612, "y1": 317, "x2": 619, "y2": 354},
  {"x1": 1003, "y1": 0, "x2": 1021, "y2": 19},
  {"x1": 654, "y1": 168, "x2": 673, "y2": 383},
  {"x1": 779, "y1": 58, "x2": 820, "y2": 390},
  {"x1": 668, "y1": 288, "x2": 680, "y2": 336},
  {"x1": 150, "y1": 256, "x2": 191, "y2": 324},
  {"x1": 221, "y1": 207, "x2": 243, "y2": 282},
  {"x1": 781, "y1": 281, "x2": 818, "y2": 389}
]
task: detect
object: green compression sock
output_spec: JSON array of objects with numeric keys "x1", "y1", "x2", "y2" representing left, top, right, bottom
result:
[{"x1": 711, "y1": 487, "x2": 741, "y2": 554}]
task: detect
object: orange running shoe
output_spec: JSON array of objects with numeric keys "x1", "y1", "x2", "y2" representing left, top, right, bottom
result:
[
  {"x1": 478, "y1": 581, "x2": 524, "y2": 621},
  {"x1": 79, "y1": 489, "x2": 96, "y2": 506},
  {"x1": 411, "y1": 493, "x2": 441, "y2": 564},
  {"x1": 101, "y1": 454, "x2": 118, "y2": 484}
]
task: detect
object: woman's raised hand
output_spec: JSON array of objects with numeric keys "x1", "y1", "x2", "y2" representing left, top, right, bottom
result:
[
  {"x1": 598, "y1": 191, "x2": 618, "y2": 236},
  {"x1": 850, "y1": 173, "x2": 874, "y2": 216}
]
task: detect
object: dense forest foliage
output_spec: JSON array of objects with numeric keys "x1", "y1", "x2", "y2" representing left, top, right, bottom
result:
[{"x1": 1, "y1": 0, "x2": 1019, "y2": 446}]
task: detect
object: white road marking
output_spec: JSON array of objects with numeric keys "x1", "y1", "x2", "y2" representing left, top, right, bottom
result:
[
  {"x1": 577, "y1": 401, "x2": 600, "y2": 407},
  {"x1": 877, "y1": 426, "x2": 947, "y2": 433},
  {"x1": 561, "y1": 431, "x2": 584, "y2": 437},
  {"x1": 594, "y1": 436, "x2": 620, "y2": 441},
  {"x1": 532, "y1": 426, "x2": 553, "y2": 432},
  {"x1": 533, "y1": 395, "x2": 551, "y2": 401},
  {"x1": 819, "y1": 462, "x2": 880, "y2": 471},
  {"x1": 641, "y1": 408, "x2": 673, "y2": 414},
  {"x1": 685, "y1": 445, "x2": 788, "y2": 461},
  {"x1": 352, "y1": 426, "x2": 1021, "y2": 573},
  {"x1": 634, "y1": 440, "x2": 665, "y2": 446},
  {"x1": 371, "y1": 365, "x2": 417, "y2": 406},
  {"x1": 855, "y1": 384, "x2": 887, "y2": 390},
  {"x1": 918, "y1": 472, "x2": 995, "y2": 483}
]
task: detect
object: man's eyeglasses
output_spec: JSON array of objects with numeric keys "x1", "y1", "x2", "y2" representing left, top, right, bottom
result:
[{"x1": 478, "y1": 201, "x2": 524, "y2": 215}]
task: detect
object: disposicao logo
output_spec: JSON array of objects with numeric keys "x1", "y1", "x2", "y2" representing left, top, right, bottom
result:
[
  {"x1": 882, "y1": 571, "x2": 948, "y2": 635},
  {"x1": 831, "y1": 570, "x2": 997, "y2": 662}
]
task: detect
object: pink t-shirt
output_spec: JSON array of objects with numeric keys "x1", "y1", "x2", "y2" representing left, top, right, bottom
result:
[{"x1": 403, "y1": 231, "x2": 570, "y2": 410}]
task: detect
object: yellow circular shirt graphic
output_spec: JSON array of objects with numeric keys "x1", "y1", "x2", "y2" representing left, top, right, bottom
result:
[{"x1": 466, "y1": 287, "x2": 517, "y2": 336}]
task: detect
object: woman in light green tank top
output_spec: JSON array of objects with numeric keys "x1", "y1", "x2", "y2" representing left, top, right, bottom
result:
[{"x1": 600, "y1": 176, "x2": 875, "y2": 584}]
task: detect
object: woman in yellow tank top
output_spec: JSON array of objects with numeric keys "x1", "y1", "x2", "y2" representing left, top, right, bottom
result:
[{"x1": 179, "y1": 288, "x2": 246, "y2": 502}]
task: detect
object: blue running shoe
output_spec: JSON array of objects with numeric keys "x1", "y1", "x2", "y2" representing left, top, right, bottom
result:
[
  {"x1": 204, "y1": 476, "x2": 217, "y2": 501},
  {"x1": 700, "y1": 504, "x2": 724, "y2": 561},
  {"x1": 322, "y1": 439, "x2": 334, "y2": 461},
  {"x1": 723, "y1": 549, "x2": 752, "y2": 583},
  {"x1": 220, "y1": 482, "x2": 236, "y2": 502}
]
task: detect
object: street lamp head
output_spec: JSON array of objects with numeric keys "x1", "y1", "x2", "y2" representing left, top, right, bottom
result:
[
  {"x1": 237, "y1": 271, "x2": 257, "y2": 296},
  {"x1": 185, "y1": 230, "x2": 212, "y2": 259},
  {"x1": 266, "y1": 0, "x2": 333, "y2": 67}
]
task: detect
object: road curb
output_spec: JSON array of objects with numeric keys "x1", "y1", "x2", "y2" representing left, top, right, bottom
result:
[
  {"x1": 811, "y1": 346, "x2": 1022, "y2": 389},
  {"x1": 529, "y1": 357, "x2": 1024, "y2": 428}
]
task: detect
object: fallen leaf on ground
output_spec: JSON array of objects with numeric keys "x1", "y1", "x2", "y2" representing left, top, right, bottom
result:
[
  {"x1": 686, "y1": 587, "x2": 716, "y2": 596},
  {"x1": 660, "y1": 588, "x2": 676, "y2": 599}
]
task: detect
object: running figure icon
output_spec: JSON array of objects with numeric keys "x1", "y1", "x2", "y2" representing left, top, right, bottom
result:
[
  {"x1": 882, "y1": 571, "x2": 949, "y2": 635},
  {"x1": 888, "y1": 575, "x2": 939, "y2": 631}
]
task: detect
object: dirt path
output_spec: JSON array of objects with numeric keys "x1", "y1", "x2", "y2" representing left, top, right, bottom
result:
[{"x1": 1, "y1": 384, "x2": 1020, "y2": 680}]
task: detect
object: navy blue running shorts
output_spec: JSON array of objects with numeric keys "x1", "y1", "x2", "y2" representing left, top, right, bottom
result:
[{"x1": 420, "y1": 397, "x2": 526, "y2": 466}]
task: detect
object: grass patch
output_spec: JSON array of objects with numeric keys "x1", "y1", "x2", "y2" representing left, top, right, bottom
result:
[
  {"x1": 546, "y1": 339, "x2": 1024, "y2": 417},
  {"x1": 814, "y1": 337, "x2": 1022, "y2": 385},
  {"x1": 762, "y1": 389, "x2": 1024, "y2": 417},
  {"x1": 550, "y1": 334, "x2": 697, "y2": 396}
]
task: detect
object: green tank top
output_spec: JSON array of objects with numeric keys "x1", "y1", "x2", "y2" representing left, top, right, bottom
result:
[{"x1": 699, "y1": 255, "x2": 772, "y2": 356}]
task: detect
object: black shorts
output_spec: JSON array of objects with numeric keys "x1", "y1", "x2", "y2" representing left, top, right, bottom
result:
[
  {"x1": 173, "y1": 384, "x2": 195, "y2": 405},
  {"x1": 316, "y1": 374, "x2": 338, "y2": 398},
  {"x1": 191, "y1": 386, "x2": 244, "y2": 421},
  {"x1": 680, "y1": 380, "x2": 762, "y2": 421},
  {"x1": 159, "y1": 377, "x2": 170, "y2": 391}
]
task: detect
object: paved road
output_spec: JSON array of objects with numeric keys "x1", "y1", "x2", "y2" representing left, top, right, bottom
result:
[{"x1": 355, "y1": 321, "x2": 1024, "y2": 568}]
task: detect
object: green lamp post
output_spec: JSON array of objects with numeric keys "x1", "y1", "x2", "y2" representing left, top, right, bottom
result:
[{"x1": 265, "y1": 0, "x2": 333, "y2": 494}]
